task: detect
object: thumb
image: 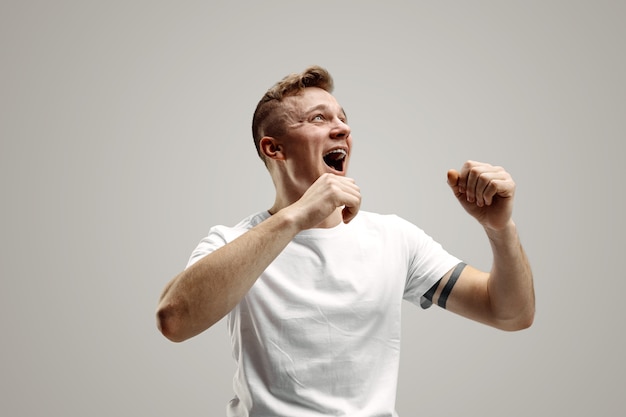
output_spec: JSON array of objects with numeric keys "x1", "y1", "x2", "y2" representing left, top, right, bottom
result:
[
  {"x1": 447, "y1": 169, "x2": 467, "y2": 201},
  {"x1": 447, "y1": 169, "x2": 460, "y2": 190}
]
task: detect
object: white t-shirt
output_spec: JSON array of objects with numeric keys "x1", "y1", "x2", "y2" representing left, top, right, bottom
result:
[{"x1": 187, "y1": 210, "x2": 461, "y2": 417}]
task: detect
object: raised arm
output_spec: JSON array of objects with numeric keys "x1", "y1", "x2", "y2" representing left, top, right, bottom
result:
[
  {"x1": 428, "y1": 161, "x2": 535, "y2": 331},
  {"x1": 156, "y1": 173, "x2": 361, "y2": 342}
]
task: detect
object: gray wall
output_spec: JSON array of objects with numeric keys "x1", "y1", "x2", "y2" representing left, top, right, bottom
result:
[{"x1": 2, "y1": 1, "x2": 624, "y2": 416}]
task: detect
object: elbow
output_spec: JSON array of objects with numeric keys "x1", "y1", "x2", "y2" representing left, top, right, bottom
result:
[
  {"x1": 157, "y1": 295, "x2": 224, "y2": 342},
  {"x1": 498, "y1": 306, "x2": 535, "y2": 332},
  {"x1": 520, "y1": 307, "x2": 536, "y2": 330},
  {"x1": 508, "y1": 314, "x2": 534, "y2": 332},
  {"x1": 156, "y1": 303, "x2": 191, "y2": 343},
  {"x1": 514, "y1": 298, "x2": 536, "y2": 330}
]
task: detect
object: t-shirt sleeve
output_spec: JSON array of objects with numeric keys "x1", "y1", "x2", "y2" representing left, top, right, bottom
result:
[
  {"x1": 184, "y1": 212, "x2": 267, "y2": 269},
  {"x1": 185, "y1": 226, "x2": 229, "y2": 269},
  {"x1": 400, "y1": 220, "x2": 462, "y2": 309}
]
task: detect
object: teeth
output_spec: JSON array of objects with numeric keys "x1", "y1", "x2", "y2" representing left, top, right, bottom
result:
[{"x1": 324, "y1": 149, "x2": 347, "y2": 158}]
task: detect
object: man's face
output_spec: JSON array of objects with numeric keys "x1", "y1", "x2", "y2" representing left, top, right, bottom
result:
[{"x1": 277, "y1": 87, "x2": 352, "y2": 184}]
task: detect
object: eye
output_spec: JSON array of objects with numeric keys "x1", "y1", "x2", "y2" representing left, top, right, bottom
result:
[{"x1": 312, "y1": 114, "x2": 324, "y2": 121}]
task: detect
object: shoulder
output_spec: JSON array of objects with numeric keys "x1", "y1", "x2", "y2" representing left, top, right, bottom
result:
[
  {"x1": 202, "y1": 211, "x2": 269, "y2": 246},
  {"x1": 209, "y1": 210, "x2": 270, "y2": 234},
  {"x1": 186, "y1": 211, "x2": 269, "y2": 268},
  {"x1": 231, "y1": 210, "x2": 271, "y2": 229}
]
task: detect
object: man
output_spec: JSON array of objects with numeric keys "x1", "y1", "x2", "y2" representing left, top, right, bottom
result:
[{"x1": 156, "y1": 66, "x2": 535, "y2": 416}]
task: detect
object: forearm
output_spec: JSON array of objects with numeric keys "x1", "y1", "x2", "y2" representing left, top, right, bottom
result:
[
  {"x1": 157, "y1": 209, "x2": 301, "y2": 342},
  {"x1": 485, "y1": 220, "x2": 535, "y2": 330}
]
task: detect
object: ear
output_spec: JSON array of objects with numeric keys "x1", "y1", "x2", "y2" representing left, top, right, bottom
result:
[{"x1": 260, "y1": 136, "x2": 285, "y2": 161}]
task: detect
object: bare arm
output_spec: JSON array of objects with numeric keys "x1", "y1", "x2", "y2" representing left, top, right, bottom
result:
[
  {"x1": 429, "y1": 161, "x2": 535, "y2": 331},
  {"x1": 157, "y1": 211, "x2": 300, "y2": 342},
  {"x1": 156, "y1": 174, "x2": 361, "y2": 342}
]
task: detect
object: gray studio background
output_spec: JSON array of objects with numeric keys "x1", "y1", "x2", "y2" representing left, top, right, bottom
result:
[{"x1": 2, "y1": 1, "x2": 624, "y2": 416}]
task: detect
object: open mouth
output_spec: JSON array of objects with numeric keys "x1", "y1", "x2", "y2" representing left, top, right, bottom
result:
[{"x1": 323, "y1": 149, "x2": 347, "y2": 172}]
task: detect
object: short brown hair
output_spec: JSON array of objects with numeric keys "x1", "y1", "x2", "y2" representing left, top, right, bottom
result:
[{"x1": 251, "y1": 66, "x2": 334, "y2": 162}]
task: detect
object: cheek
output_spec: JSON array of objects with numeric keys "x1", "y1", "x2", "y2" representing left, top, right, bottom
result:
[
  {"x1": 289, "y1": 148, "x2": 319, "y2": 168},
  {"x1": 300, "y1": 142, "x2": 324, "y2": 159}
]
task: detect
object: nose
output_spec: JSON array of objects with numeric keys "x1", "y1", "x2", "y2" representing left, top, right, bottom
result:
[{"x1": 330, "y1": 117, "x2": 351, "y2": 139}]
